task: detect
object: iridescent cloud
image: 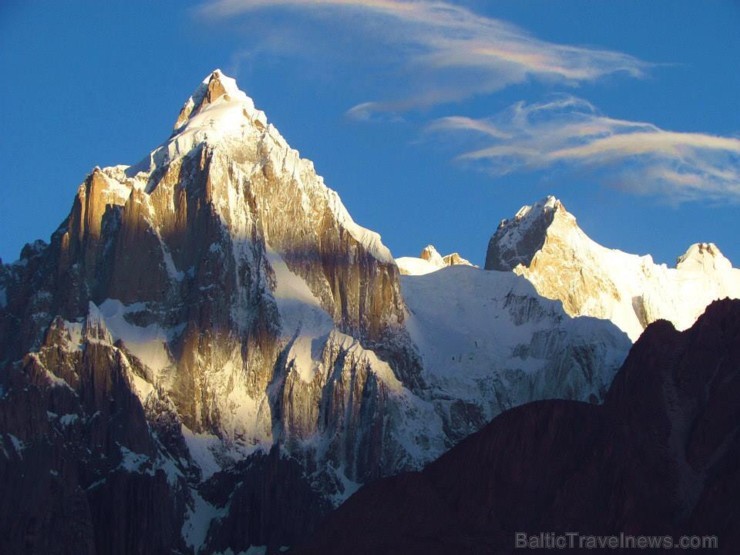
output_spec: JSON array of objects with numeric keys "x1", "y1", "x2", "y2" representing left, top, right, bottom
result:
[
  {"x1": 198, "y1": 0, "x2": 649, "y2": 117},
  {"x1": 429, "y1": 96, "x2": 740, "y2": 201}
]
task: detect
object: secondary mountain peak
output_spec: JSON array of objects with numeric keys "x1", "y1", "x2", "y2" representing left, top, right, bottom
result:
[
  {"x1": 420, "y1": 244, "x2": 445, "y2": 266},
  {"x1": 486, "y1": 198, "x2": 740, "y2": 341},
  {"x1": 676, "y1": 242, "x2": 732, "y2": 272},
  {"x1": 396, "y1": 244, "x2": 475, "y2": 275},
  {"x1": 484, "y1": 195, "x2": 573, "y2": 272}
]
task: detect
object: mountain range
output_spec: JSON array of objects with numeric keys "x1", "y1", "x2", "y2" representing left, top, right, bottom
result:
[{"x1": 0, "y1": 71, "x2": 737, "y2": 554}]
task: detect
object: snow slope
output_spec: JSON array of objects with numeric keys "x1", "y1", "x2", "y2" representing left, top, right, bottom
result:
[{"x1": 402, "y1": 265, "x2": 630, "y2": 433}]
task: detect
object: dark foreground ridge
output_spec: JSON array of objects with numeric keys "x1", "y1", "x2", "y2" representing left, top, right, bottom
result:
[{"x1": 298, "y1": 299, "x2": 740, "y2": 554}]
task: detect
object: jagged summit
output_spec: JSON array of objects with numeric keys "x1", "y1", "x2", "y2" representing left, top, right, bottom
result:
[
  {"x1": 676, "y1": 242, "x2": 732, "y2": 272},
  {"x1": 420, "y1": 244, "x2": 445, "y2": 266},
  {"x1": 140, "y1": 69, "x2": 273, "y2": 176},
  {"x1": 485, "y1": 195, "x2": 572, "y2": 271},
  {"x1": 486, "y1": 197, "x2": 740, "y2": 340},
  {"x1": 396, "y1": 244, "x2": 474, "y2": 276},
  {"x1": 173, "y1": 69, "x2": 260, "y2": 132},
  {"x1": 115, "y1": 70, "x2": 394, "y2": 267}
]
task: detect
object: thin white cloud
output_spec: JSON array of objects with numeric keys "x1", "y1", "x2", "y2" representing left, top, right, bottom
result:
[
  {"x1": 429, "y1": 96, "x2": 740, "y2": 201},
  {"x1": 197, "y1": 0, "x2": 650, "y2": 117}
]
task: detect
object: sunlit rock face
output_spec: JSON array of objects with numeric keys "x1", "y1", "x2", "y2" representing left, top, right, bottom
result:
[
  {"x1": 486, "y1": 196, "x2": 740, "y2": 341},
  {"x1": 0, "y1": 72, "x2": 631, "y2": 553}
]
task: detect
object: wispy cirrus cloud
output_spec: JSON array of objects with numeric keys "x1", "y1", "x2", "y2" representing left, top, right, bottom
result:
[
  {"x1": 428, "y1": 96, "x2": 740, "y2": 201},
  {"x1": 197, "y1": 0, "x2": 650, "y2": 118},
  {"x1": 198, "y1": 1, "x2": 740, "y2": 203}
]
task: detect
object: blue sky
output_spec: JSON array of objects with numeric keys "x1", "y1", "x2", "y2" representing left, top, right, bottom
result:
[{"x1": 1, "y1": 0, "x2": 738, "y2": 267}]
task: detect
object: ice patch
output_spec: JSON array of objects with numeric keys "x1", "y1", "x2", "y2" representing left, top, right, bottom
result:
[
  {"x1": 0, "y1": 434, "x2": 27, "y2": 459},
  {"x1": 160, "y1": 455, "x2": 183, "y2": 486},
  {"x1": 332, "y1": 331, "x2": 405, "y2": 394},
  {"x1": 284, "y1": 336, "x2": 322, "y2": 383},
  {"x1": 95, "y1": 167, "x2": 135, "y2": 205},
  {"x1": 326, "y1": 462, "x2": 362, "y2": 507},
  {"x1": 266, "y1": 246, "x2": 334, "y2": 382},
  {"x1": 27, "y1": 353, "x2": 73, "y2": 390},
  {"x1": 62, "y1": 321, "x2": 84, "y2": 352},
  {"x1": 161, "y1": 243, "x2": 184, "y2": 281},
  {"x1": 181, "y1": 490, "x2": 227, "y2": 552},
  {"x1": 119, "y1": 445, "x2": 150, "y2": 472},
  {"x1": 9, "y1": 434, "x2": 25, "y2": 454},
  {"x1": 98, "y1": 299, "x2": 175, "y2": 373},
  {"x1": 117, "y1": 445, "x2": 182, "y2": 487},
  {"x1": 181, "y1": 425, "x2": 223, "y2": 480},
  {"x1": 325, "y1": 189, "x2": 394, "y2": 265},
  {"x1": 59, "y1": 414, "x2": 79, "y2": 427}
]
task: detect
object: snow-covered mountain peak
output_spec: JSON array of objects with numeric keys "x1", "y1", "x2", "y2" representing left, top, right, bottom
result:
[
  {"x1": 173, "y1": 69, "x2": 256, "y2": 131},
  {"x1": 485, "y1": 195, "x2": 575, "y2": 271},
  {"x1": 77, "y1": 69, "x2": 388, "y2": 272},
  {"x1": 60, "y1": 68, "x2": 398, "y2": 332},
  {"x1": 152, "y1": 70, "x2": 273, "y2": 167},
  {"x1": 513, "y1": 195, "x2": 561, "y2": 220},
  {"x1": 397, "y1": 245, "x2": 475, "y2": 276},
  {"x1": 486, "y1": 197, "x2": 740, "y2": 341},
  {"x1": 420, "y1": 245, "x2": 445, "y2": 267},
  {"x1": 676, "y1": 242, "x2": 732, "y2": 273}
]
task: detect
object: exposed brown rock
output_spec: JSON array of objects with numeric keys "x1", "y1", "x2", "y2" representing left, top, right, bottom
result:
[{"x1": 442, "y1": 252, "x2": 473, "y2": 267}]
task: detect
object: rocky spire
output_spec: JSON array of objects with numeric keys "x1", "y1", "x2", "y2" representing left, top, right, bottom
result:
[
  {"x1": 484, "y1": 195, "x2": 566, "y2": 271},
  {"x1": 676, "y1": 242, "x2": 732, "y2": 272}
]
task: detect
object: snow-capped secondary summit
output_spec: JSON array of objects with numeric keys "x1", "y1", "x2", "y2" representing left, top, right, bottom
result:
[
  {"x1": 485, "y1": 195, "x2": 563, "y2": 272},
  {"x1": 396, "y1": 244, "x2": 475, "y2": 275},
  {"x1": 486, "y1": 196, "x2": 740, "y2": 340},
  {"x1": 676, "y1": 242, "x2": 733, "y2": 273}
]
